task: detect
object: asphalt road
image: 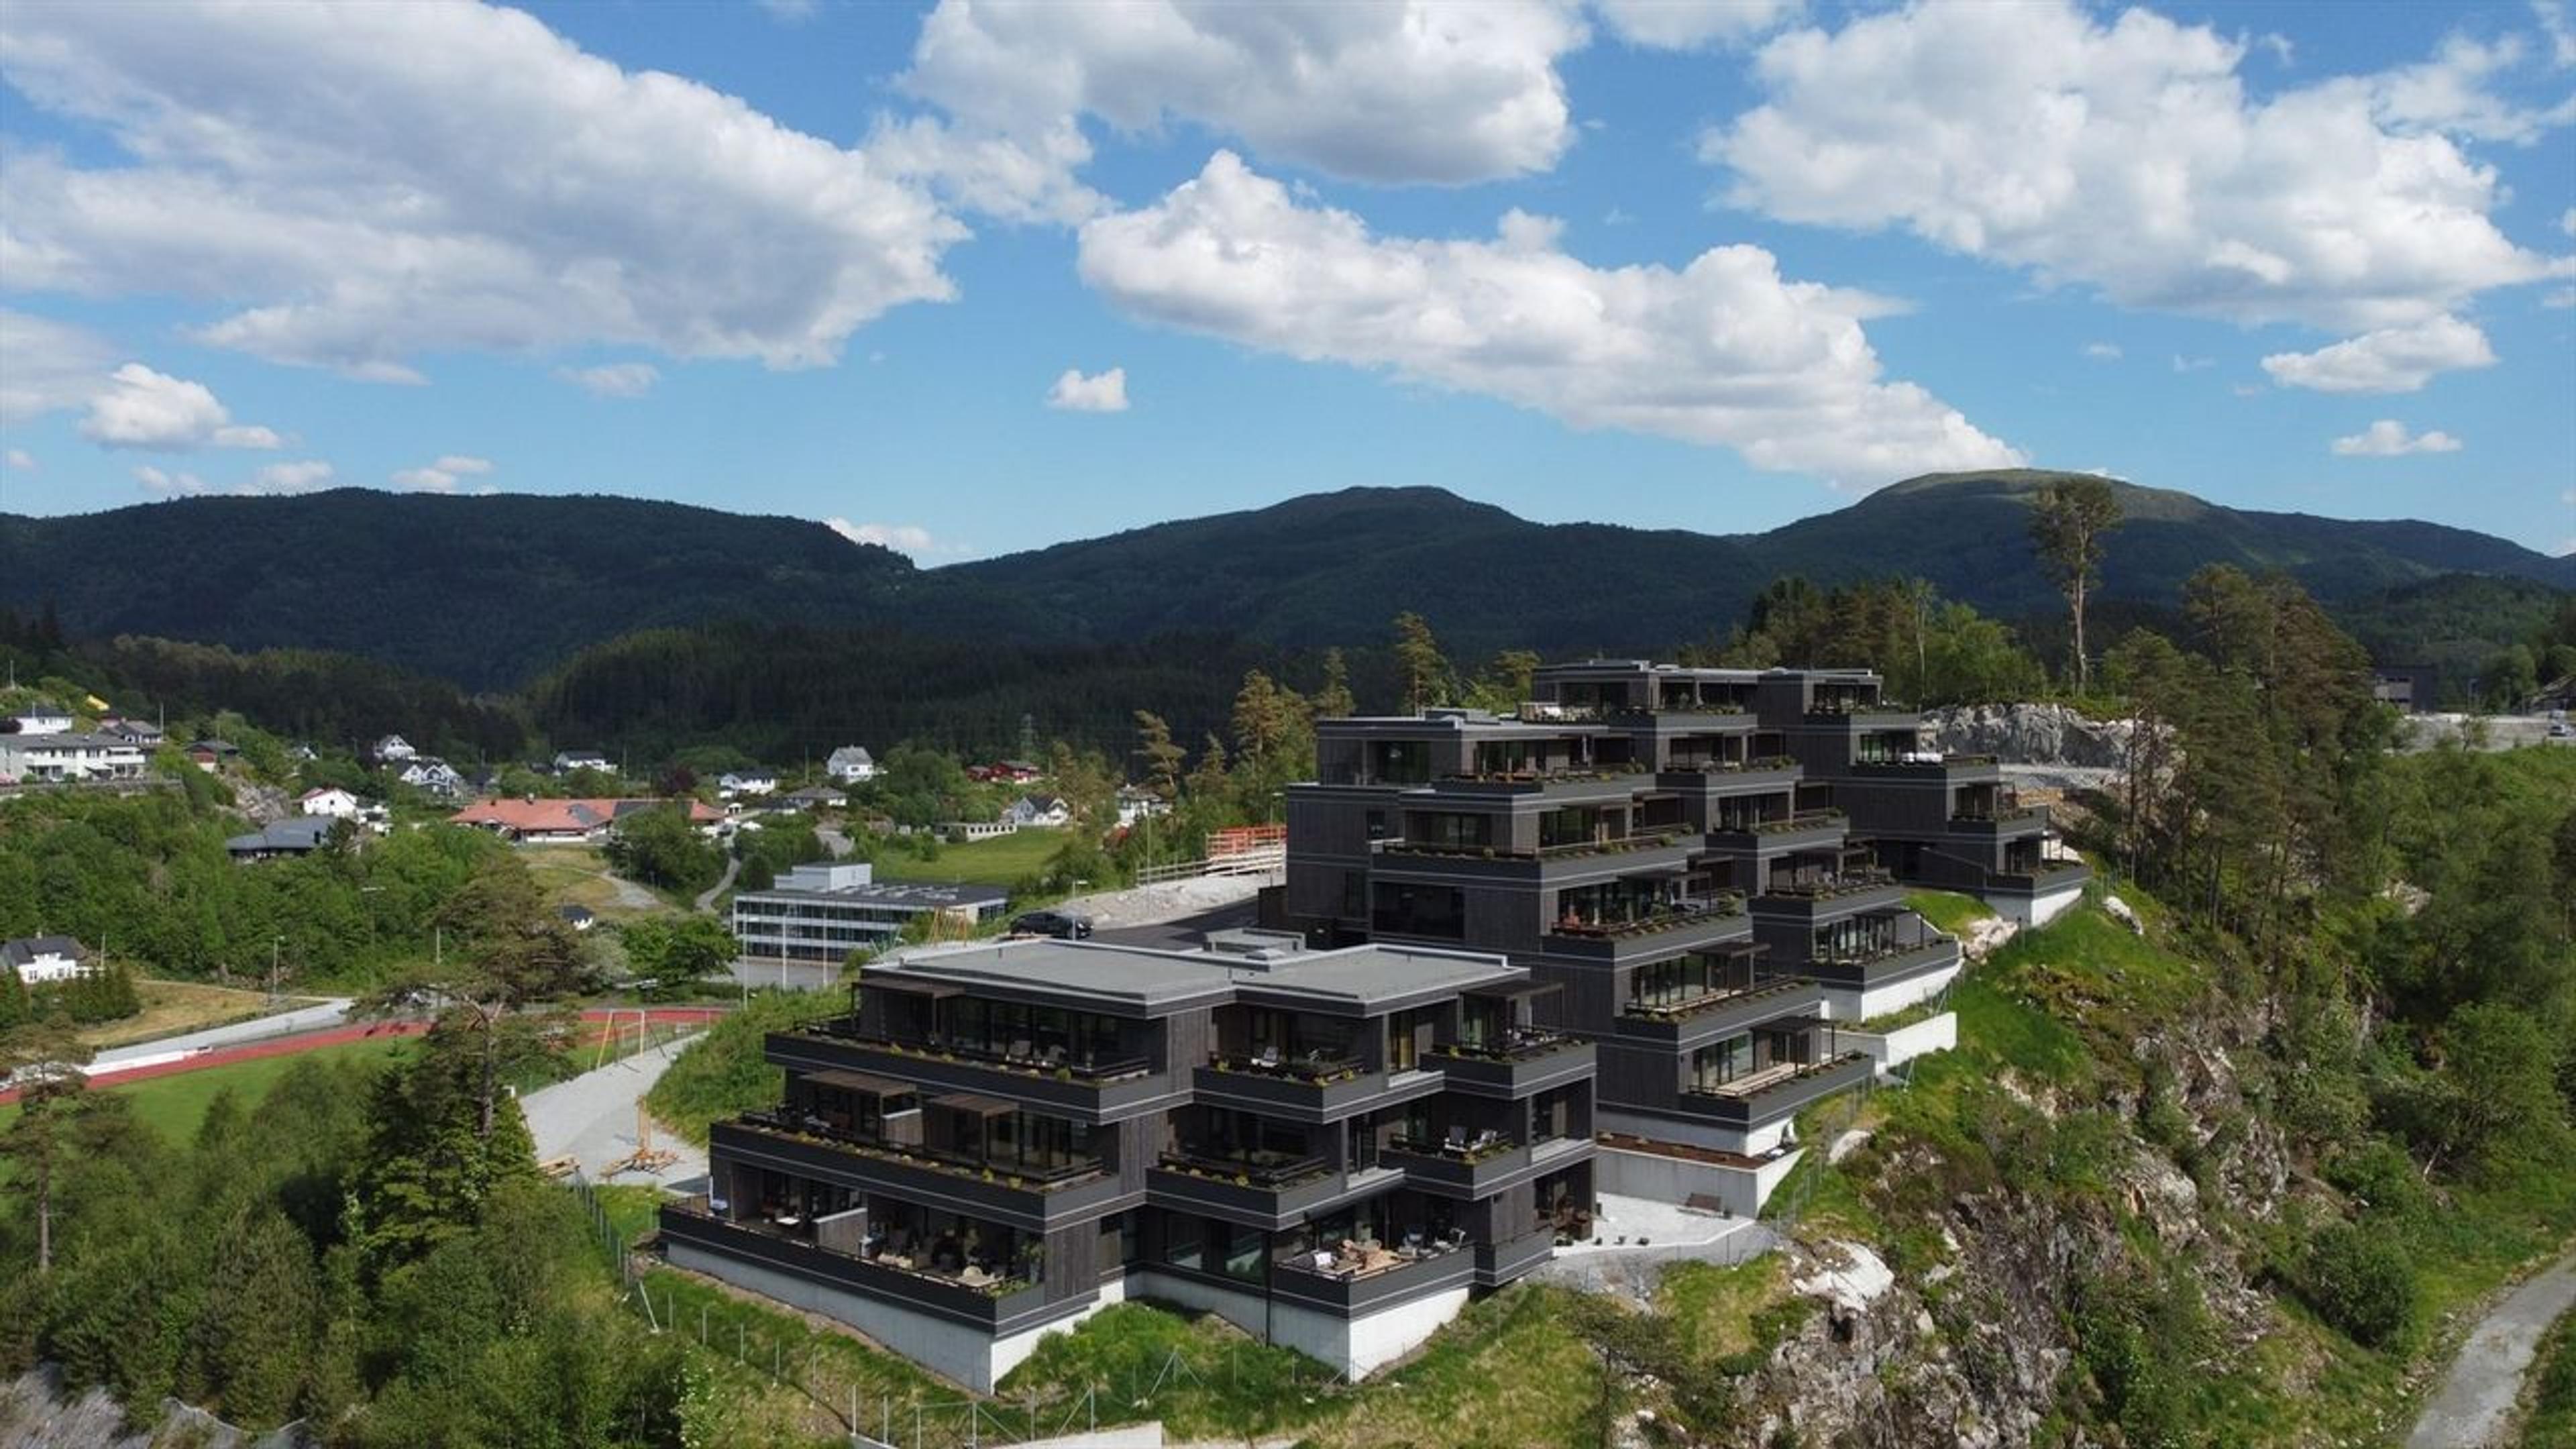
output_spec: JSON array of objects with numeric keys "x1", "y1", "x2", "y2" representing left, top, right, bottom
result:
[{"x1": 2408, "y1": 1249, "x2": 2576, "y2": 1448}]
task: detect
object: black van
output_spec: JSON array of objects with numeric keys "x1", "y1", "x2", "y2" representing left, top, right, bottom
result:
[{"x1": 1010, "y1": 909, "x2": 1094, "y2": 941}]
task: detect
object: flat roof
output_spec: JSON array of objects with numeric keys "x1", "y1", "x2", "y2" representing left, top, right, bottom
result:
[
  {"x1": 739, "y1": 877, "x2": 1011, "y2": 909},
  {"x1": 872, "y1": 936, "x2": 1525, "y2": 1015}
]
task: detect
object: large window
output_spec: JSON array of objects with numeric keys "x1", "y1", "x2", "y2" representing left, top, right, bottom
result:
[
  {"x1": 1688, "y1": 1036, "x2": 1755, "y2": 1092},
  {"x1": 941, "y1": 999, "x2": 1130, "y2": 1071},
  {"x1": 1372, "y1": 883, "x2": 1465, "y2": 941},
  {"x1": 1368, "y1": 741, "x2": 1432, "y2": 785},
  {"x1": 1407, "y1": 811, "x2": 1493, "y2": 849},
  {"x1": 1629, "y1": 951, "x2": 1754, "y2": 1011}
]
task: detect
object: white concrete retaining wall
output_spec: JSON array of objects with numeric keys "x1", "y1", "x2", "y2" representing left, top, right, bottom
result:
[
  {"x1": 1126, "y1": 1270, "x2": 1468, "y2": 1381},
  {"x1": 1838, "y1": 1012, "x2": 1959, "y2": 1074},
  {"x1": 668, "y1": 1242, "x2": 1116, "y2": 1392},
  {"x1": 1821, "y1": 961, "x2": 1961, "y2": 1024},
  {"x1": 1595, "y1": 1144, "x2": 1805, "y2": 1218},
  {"x1": 1990, "y1": 880, "x2": 2085, "y2": 926}
]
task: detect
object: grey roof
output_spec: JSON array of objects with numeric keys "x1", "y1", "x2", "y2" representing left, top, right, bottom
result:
[
  {"x1": 557, "y1": 904, "x2": 596, "y2": 923},
  {"x1": 744, "y1": 875, "x2": 1008, "y2": 910},
  {"x1": 875, "y1": 936, "x2": 1523, "y2": 1016},
  {"x1": 1, "y1": 935, "x2": 88, "y2": 967},
  {"x1": 0, "y1": 731, "x2": 148, "y2": 751},
  {"x1": 226, "y1": 817, "x2": 337, "y2": 853}
]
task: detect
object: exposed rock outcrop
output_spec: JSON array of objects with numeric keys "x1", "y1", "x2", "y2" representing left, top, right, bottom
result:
[{"x1": 1920, "y1": 704, "x2": 2138, "y2": 770}]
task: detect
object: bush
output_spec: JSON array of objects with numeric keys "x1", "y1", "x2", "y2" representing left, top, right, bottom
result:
[
  {"x1": 642, "y1": 989, "x2": 841, "y2": 1145},
  {"x1": 2298, "y1": 1221, "x2": 2415, "y2": 1348}
]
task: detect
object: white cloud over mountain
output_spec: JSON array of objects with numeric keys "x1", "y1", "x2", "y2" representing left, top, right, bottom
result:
[
  {"x1": 390, "y1": 455, "x2": 495, "y2": 494},
  {"x1": 1046, "y1": 367, "x2": 1129, "y2": 412},
  {"x1": 1079, "y1": 151, "x2": 2021, "y2": 484},
  {"x1": 2330, "y1": 420, "x2": 2463, "y2": 456},
  {"x1": 2261, "y1": 316, "x2": 2499, "y2": 394},
  {"x1": 1705, "y1": 0, "x2": 2573, "y2": 387},
  {"x1": 78, "y1": 364, "x2": 282, "y2": 450},
  {"x1": 0, "y1": 1, "x2": 964, "y2": 376}
]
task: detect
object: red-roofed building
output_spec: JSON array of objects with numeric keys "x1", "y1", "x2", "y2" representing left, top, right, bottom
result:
[{"x1": 449, "y1": 797, "x2": 722, "y2": 844}]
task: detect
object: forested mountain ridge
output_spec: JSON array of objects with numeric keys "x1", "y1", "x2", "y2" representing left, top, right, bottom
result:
[
  {"x1": 0, "y1": 488, "x2": 913, "y2": 689},
  {"x1": 5, "y1": 472, "x2": 2567, "y2": 689}
]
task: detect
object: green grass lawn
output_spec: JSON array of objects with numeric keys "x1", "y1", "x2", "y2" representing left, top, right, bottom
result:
[
  {"x1": 1906, "y1": 888, "x2": 1995, "y2": 936},
  {"x1": 1, "y1": 1036, "x2": 418, "y2": 1142},
  {"x1": 881, "y1": 828, "x2": 1068, "y2": 888}
]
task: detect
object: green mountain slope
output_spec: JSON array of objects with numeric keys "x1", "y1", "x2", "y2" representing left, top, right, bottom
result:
[
  {"x1": 5, "y1": 472, "x2": 2565, "y2": 686},
  {"x1": 0, "y1": 489, "x2": 914, "y2": 689}
]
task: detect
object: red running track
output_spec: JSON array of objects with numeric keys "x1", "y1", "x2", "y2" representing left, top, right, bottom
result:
[{"x1": 0, "y1": 1005, "x2": 729, "y2": 1106}]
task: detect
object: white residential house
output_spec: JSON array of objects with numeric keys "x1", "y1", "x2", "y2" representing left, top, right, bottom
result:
[
  {"x1": 399, "y1": 757, "x2": 469, "y2": 798},
  {"x1": 554, "y1": 749, "x2": 613, "y2": 774},
  {"x1": 99, "y1": 716, "x2": 165, "y2": 746},
  {"x1": 718, "y1": 769, "x2": 780, "y2": 798},
  {"x1": 300, "y1": 787, "x2": 363, "y2": 819},
  {"x1": 1115, "y1": 786, "x2": 1169, "y2": 828},
  {"x1": 9, "y1": 701, "x2": 74, "y2": 735},
  {"x1": 374, "y1": 734, "x2": 417, "y2": 762},
  {"x1": 3, "y1": 935, "x2": 95, "y2": 984},
  {"x1": 1004, "y1": 794, "x2": 1072, "y2": 828},
  {"x1": 0, "y1": 732, "x2": 149, "y2": 782},
  {"x1": 825, "y1": 745, "x2": 877, "y2": 783}
]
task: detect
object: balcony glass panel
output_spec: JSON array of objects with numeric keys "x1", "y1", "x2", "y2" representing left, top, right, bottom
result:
[{"x1": 1627, "y1": 949, "x2": 1759, "y2": 1014}]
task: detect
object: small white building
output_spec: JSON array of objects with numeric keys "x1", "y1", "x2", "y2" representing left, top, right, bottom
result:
[
  {"x1": 374, "y1": 734, "x2": 417, "y2": 762},
  {"x1": 1004, "y1": 794, "x2": 1072, "y2": 828},
  {"x1": 555, "y1": 749, "x2": 613, "y2": 774},
  {"x1": 718, "y1": 769, "x2": 780, "y2": 798},
  {"x1": 1115, "y1": 786, "x2": 1169, "y2": 828},
  {"x1": 9, "y1": 701, "x2": 74, "y2": 735},
  {"x1": 300, "y1": 786, "x2": 363, "y2": 819},
  {"x1": 3, "y1": 935, "x2": 95, "y2": 984},
  {"x1": 825, "y1": 745, "x2": 877, "y2": 783},
  {"x1": 399, "y1": 758, "x2": 469, "y2": 798}
]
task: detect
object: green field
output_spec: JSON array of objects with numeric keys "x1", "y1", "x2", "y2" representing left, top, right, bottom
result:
[
  {"x1": 2, "y1": 1036, "x2": 418, "y2": 1142},
  {"x1": 883, "y1": 828, "x2": 1068, "y2": 888}
]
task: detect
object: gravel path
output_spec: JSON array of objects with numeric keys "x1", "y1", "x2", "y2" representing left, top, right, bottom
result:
[
  {"x1": 2409, "y1": 1249, "x2": 2576, "y2": 1449},
  {"x1": 695, "y1": 853, "x2": 740, "y2": 912},
  {"x1": 518, "y1": 1033, "x2": 708, "y2": 1185}
]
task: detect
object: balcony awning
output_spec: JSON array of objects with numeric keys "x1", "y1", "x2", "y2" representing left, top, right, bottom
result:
[
  {"x1": 930, "y1": 1092, "x2": 1016, "y2": 1118},
  {"x1": 804, "y1": 1068, "x2": 916, "y2": 1097},
  {"x1": 1467, "y1": 979, "x2": 1561, "y2": 1002},
  {"x1": 869, "y1": 976, "x2": 964, "y2": 1000}
]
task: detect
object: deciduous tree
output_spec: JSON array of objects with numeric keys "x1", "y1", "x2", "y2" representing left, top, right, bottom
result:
[{"x1": 2029, "y1": 476, "x2": 2124, "y2": 690}]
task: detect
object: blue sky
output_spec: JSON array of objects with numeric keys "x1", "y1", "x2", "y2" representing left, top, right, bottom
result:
[{"x1": 2, "y1": 0, "x2": 2571, "y2": 561}]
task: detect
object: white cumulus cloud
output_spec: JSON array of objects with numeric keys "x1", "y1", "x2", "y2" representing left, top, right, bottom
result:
[
  {"x1": 4, "y1": 448, "x2": 34, "y2": 471},
  {"x1": 554, "y1": 363, "x2": 661, "y2": 398},
  {"x1": 2082, "y1": 342, "x2": 2123, "y2": 360},
  {"x1": 249, "y1": 459, "x2": 335, "y2": 493},
  {"x1": 1046, "y1": 367, "x2": 1130, "y2": 413},
  {"x1": 0, "y1": 1, "x2": 965, "y2": 377},
  {"x1": 1705, "y1": 0, "x2": 2573, "y2": 387},
  {"x1": 1077, "y1": 151, "x2": 2021, "y2": 485},
  {"x1": 133, "y1": 464, "x2": 208, "y2": 496},
  {"x1": 1594, "y1": 0, "x2": 1803, "y2": 50},
  {"x1": 824, "y1": 519, "x2": 966, "y2": 561},
  {"x1": 2330, "y1": 419, "x2": 2464, "y2": 455},
  {"x1": 2261, "y1": 315, "x2": 2499, "y2": 393},
  {"x1": 0, "y1": 309, "x2": 113, "y2": 425},
  {"x1": 390, "y1": 455, "x2": 495, "y2": 494},
  {"x1": 76, "y1": 364, "x2": 282, "y2": 450},
  {"x1": 902, "y1": 0, "x2": 1585, "y2": 188}
]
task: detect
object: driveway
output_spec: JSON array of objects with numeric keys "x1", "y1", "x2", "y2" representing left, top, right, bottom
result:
[
  {"x1": 518, "y1": 1034, "x2": 708, "y2": 1185},
  {"x1": 2408, "y1": 1249, "x2": 2576, "y2": 1448}
]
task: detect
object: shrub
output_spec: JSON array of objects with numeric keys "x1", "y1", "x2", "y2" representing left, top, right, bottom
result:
[{"x1": 2298, "y1": 1221, "x2": 2415, "y2": 1348}]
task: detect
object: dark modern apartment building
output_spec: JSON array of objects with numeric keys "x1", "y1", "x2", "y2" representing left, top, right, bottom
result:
[
  {"x1": 1275, "y1": 661, "x2": 2070, "y2": 1211},
  {"x1": 660, "y1": 932, "x2": 1597, "y2": 1389}
]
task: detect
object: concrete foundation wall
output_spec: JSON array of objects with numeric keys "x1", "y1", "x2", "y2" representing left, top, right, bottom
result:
[
  {"x1": 1991, "y1": 880, "x2": 2085, "y2": 926},
  {"x1": 1819, "y1": 961, "x2": 1960, "y2": 1024},
  {"x1": 1125, "y1": 1269, "x2": 1470, "y2": 1381},
  {"x1": 669, "y1": 1242, "x2": 1112, "y2": 1393},
  {"x1": 1595, "y1": 1143, "x2": 1804, "y2": 1217},
  {"x1": 1838, "y1": 1012, "x2": 1958, "y2": 1073}
]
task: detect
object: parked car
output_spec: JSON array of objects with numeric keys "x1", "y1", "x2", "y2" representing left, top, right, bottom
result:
[{"x1": 1010, "y1": 909, "x2": 1093, "y2": 941}]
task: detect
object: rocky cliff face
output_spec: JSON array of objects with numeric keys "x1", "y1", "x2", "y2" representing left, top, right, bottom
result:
[
  {"x1": 1920, "y1": 704, "x2": 2139, "y2": 770},
  {"x1": 1703, "y1": 930, "x2": 2289, "y2": 1448}
]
